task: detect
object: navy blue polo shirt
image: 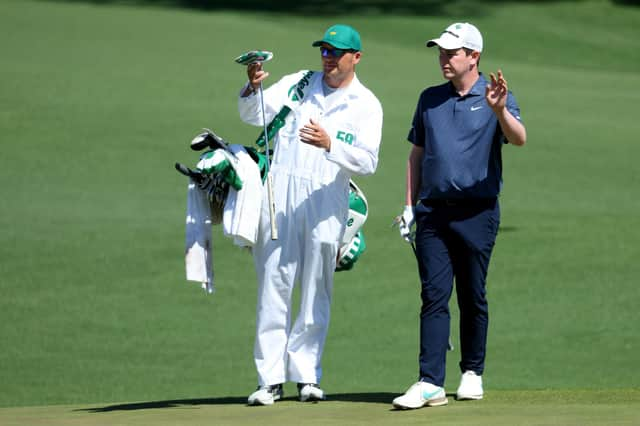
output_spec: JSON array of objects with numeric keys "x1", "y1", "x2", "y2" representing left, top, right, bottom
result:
[{"x1": 408, "y1": 73, "x2": 522, "y2": 200}]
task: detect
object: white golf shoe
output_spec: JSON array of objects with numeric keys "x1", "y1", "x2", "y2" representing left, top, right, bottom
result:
[
  {"x1": 297, "y1": 383, "x2": 326, "y2": 402},
  {"x1": 247, "y1": 384, "x2": 283, "y2": 406},
  {"x1": 392, "y1": 381, "x2": 448, "y2": 409},
  {"x1": 456, "y1": 371, "x2": 484, "y2": 400}
]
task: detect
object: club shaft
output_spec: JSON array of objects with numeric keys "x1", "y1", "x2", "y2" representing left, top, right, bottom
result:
[
  {"x1": 258, "y1": 80, "x2": 278, "y2": 240},
  {"x1": 258, "y1": 81, "x2": 270, "y2": 168}
]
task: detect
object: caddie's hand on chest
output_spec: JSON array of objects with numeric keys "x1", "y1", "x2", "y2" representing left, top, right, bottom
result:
[{"x1": 295, "y1": 104, "x2": 358, "y2": 149}]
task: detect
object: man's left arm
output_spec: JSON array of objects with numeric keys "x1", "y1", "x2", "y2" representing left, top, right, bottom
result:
[{"x1": 486, "y1": 70, "x2": 526, "y2": 147}]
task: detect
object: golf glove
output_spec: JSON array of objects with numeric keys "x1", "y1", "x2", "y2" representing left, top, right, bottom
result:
[{"x1": 397, "y1": 205, "x2": 415, "y2": 243}]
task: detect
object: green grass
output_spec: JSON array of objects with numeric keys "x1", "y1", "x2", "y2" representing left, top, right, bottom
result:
[
  {"x1": 1, "y1": 390, "x2": 639, "y2": 426},
  {"x1": 1, "y1": 0, "x2": 640, "y2": 423}
]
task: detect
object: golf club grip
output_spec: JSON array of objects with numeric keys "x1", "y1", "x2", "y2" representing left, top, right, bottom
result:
[{"x1": 266, "y1": 173, "x2": 278, "y2": 240}]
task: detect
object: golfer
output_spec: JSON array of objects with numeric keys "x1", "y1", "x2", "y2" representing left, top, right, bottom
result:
[
  {"x1": 393, "y1": 22, "x2": 526, "y2": 409},
  {"x1": 238, "y1": 24, "x2": 383, "y2": 405}
]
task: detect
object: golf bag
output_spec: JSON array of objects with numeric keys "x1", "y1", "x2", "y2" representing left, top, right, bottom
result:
[{"x1": 176, "y1": 128, "x2": 369, "y2": 272}]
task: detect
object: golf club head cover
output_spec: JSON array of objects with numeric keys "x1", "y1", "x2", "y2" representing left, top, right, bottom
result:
[
  {"x1": 341, "y1": 180, "x2": 368, "y2": 245},
  {"x1": 190, "y1": 129, "x2": 231, "y2": 152},
  {"x1": 234, "y1": 50, "x2": 273, "y2": 66},
  {"x1": 336, "y1": 231, "x2": 366, "y2": 272},
  {"x1": 196, "y1": 150, "x2": 243, "y2": 191}
]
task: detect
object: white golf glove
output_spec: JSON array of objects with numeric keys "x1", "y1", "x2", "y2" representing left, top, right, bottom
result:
[{"x1": 396, "y1": 205, "x2": 415, "y2": 243}]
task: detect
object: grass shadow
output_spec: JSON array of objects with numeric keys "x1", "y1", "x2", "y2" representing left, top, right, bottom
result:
[
  {"x1": 327, "y1": 392, "x2": 397, "y2": 403},
  {"x1": 77, "y1": 396, "x2": 246, "y2": 412},
  {"x1": 76, "y1": 392, "x2": 398, "y2": 412}
]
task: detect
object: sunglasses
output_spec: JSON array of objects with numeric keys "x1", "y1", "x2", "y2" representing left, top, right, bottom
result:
[{"x1": 320, "y1": 47, "x2": 354, "y2": 58}]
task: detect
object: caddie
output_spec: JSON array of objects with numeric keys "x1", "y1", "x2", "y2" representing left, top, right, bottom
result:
[{"x1": 237, "y1": 24, "x2": 383, "y2": 405}]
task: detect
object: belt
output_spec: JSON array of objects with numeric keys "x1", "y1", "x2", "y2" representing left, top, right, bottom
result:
[{"x1": 420, "y1": 198, "x2": 496, "y2": 208}]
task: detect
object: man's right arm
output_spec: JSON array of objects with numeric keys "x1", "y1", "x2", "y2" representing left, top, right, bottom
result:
[
  {"x1": 397, "y1": 143, "x2": 423, "y2": 243},
  {"x1": 241, "y1": 62, "x2": 269, "y2": 98},
  {"x1": 238, "y1": 71, "x2": 303, "y2": 127},
  {"x1": 406, "y1": 144, "x2": 423, "y2": 206}
]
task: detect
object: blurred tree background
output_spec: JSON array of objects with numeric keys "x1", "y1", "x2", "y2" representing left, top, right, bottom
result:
[{"x1": 45, "y1": 0, "x2": 640, "y2": 14}]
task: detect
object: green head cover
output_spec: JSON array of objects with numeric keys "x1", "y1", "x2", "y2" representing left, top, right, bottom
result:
[
  {"x1": 336, "y1": 231, "x2": 366, "y2": 272},
  {"x1": 234, "y1": 50, "x2": 273, "y2": 66},
  {"x1": 197, "y1": 150, "x2": 243, "y2": 191}
]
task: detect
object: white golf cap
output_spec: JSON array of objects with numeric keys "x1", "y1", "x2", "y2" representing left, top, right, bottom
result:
[{"x1": 426, "y1": 22, "x2": 483, "y2": 52}]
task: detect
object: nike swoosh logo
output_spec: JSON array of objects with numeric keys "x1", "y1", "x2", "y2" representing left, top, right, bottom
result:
[
  {"x1": 470, "y1": 106, "x2": 483, "y2": 111},
  {"x1": 422, "y1": 390, "x2": 441, "y2": 399}
]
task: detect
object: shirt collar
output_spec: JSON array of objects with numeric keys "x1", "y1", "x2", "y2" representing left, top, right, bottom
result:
[
  {"x1": 469, "y1": 73, "x2": 488, "y2": 96},
  {"x1": 447, "y1": 72, "x2": 488, "y2": 97}
]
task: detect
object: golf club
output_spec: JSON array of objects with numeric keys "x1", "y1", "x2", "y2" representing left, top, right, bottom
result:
[
  {"x1": 234, "y1": 50, "x2": 278, "y2": 240},
  {"x1": 175, "y1": 162, "x2": 205, "y2": 184},
  {"x1": 190, "y1": 128, "x2": 231, "y2": 152}
]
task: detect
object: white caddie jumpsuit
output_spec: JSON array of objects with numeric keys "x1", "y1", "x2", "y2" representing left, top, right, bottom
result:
[{"x1": 238, "y1": 70, "x2": 382, "y2": 386}]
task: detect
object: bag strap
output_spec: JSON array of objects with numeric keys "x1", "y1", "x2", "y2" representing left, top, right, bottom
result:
[{"x1": 255, "y1": 70, "x2": 315, "y2": 149}]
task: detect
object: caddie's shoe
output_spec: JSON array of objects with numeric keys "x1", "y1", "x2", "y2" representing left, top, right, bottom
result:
[
  {"x1": 247, "y1": 384, "x2": 283, "y2": 406},
  {"x1": 297, "y1": 383, "x2": 326, "y2": 402},
  {"x1": 456, "y1": 370, "x2": 484, "y2": 400},
  {"x1": 392, "y1": 381, "x2": 448, "y2": 409}
]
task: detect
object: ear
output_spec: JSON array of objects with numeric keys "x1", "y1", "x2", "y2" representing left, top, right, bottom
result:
[
  {"x1": 352, "y1": 51, "x2": 362, "y2": 65},
  {"x1": 470, "y1": 50, "x2": 480, "y2": 66}
]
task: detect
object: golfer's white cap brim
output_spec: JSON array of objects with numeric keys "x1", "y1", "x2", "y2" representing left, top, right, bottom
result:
[{"x1": 426, "y1": 34, "x2": 464, "y2": 50}]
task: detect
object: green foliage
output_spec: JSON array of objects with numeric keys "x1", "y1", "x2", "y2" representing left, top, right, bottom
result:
[{"x1": 1, "y1": 0, "x2": 639, "y2": 413}]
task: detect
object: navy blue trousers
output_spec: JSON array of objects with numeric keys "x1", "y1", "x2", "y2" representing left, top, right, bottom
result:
[{"x1": 413, "y1": 199, "x2": 500, "y2": 386}]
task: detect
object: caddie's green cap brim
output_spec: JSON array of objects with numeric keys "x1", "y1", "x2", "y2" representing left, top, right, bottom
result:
[{"x1": 312, "y1": 24, "x2": 361, "y2": 51}]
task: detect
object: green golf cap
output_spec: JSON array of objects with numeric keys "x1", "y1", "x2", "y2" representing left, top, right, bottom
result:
[{"x1": 312, "y1": 24, "x2": 361, "y2": 51}]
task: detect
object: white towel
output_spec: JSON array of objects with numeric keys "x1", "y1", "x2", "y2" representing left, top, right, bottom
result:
[
  {"x1": 183, "y1": 144, "x2": 263, "y2": 294},
  {"x1": 185, "y1": 180, "x2": 214, "y2": 293},
  {"x1": 223, "y1": 145, "x2": 263, "y2": 247}
]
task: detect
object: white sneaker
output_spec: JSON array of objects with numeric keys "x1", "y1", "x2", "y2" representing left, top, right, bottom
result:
[
  {"x1": 456, "y1": 371, "x2": 483, "y2": 400},
  {"x1": 297, "y1": 383, "x2": 326, "y2": 402},
  {"x1": 247, "y1": 384, "x2": 283, "y2": 406},
  {"x1": 392, "y1": 381, "x2": 448, "y2": 409}
]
